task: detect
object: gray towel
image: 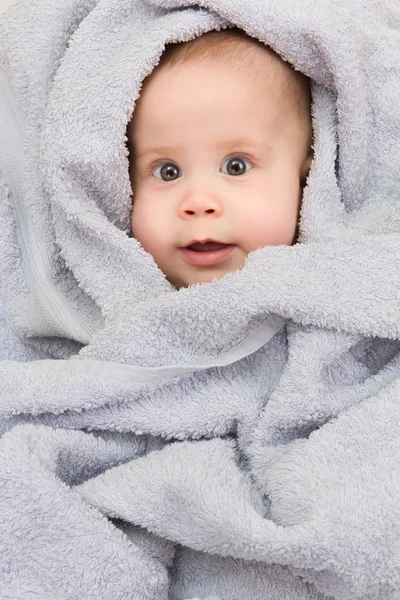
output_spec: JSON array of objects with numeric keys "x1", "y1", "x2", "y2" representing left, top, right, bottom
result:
[{"x1": 1, "y1": 0, "x2": 400, "y2": 599}]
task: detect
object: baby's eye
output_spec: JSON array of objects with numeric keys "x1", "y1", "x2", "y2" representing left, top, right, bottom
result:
[
  {"x1": 221, "y1": 156, "x2": 252, "y2": 176},
  {"x1": 153, "y1": 162, "x2": 181, "y2": 181}
]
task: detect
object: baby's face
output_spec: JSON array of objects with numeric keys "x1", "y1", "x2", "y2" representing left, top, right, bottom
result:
[{"x1": 128, "y1": 58, "x2": 311, "y2": 289}]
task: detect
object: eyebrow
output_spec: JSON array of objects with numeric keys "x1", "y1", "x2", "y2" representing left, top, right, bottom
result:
[
  {"x1": 217, "y1": 139, "x2": 272, "y2": 151},
  {"x1": 134, "y1": 146, "x2": 181, "y2": 160},
  {"x1": 134, "y1": 140, "x2": 272, "y2": 160}
]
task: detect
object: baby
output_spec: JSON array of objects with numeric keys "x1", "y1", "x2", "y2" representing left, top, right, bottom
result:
[{"x1": 127, "y1": 28, "x2": 313, "y2": 290}]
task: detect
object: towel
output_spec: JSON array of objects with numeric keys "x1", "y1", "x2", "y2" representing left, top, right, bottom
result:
[{"x1": 1, "y1": 0, "x2": 400, "y2": 598}]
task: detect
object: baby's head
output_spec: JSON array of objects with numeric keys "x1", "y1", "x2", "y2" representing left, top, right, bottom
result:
[{"x1": 128, "y1": 28, "x2": 313, "y2": 289}]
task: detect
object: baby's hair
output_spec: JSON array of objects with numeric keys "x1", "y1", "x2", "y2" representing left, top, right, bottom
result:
[{"x1": 158, "y1": 28, "x2": 313, "y2": 148}]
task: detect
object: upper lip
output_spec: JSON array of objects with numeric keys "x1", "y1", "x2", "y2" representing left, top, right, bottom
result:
[{"x1": 183, "y1": 238, "x2": 229, "y2": 247}]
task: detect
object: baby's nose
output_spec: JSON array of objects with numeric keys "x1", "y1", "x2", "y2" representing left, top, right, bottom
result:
[{"x1": 178, "y1": 189, "x2": 223, "y2": 218}]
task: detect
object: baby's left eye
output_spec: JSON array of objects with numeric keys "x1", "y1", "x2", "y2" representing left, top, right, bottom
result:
[{"x1": 221, "y1": 156, "x2": 252, "y2": 176}]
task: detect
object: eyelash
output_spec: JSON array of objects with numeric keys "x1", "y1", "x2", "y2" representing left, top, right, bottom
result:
[{"x1": 148, "y1": 153, "x2": 257, "y2": 178}]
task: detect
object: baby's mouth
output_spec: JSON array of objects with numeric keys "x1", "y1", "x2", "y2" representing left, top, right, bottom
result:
[
  {"x1": 186, "y1": 241, "x2": 230, "y2": 252},
  {"x1": 180, "y1": 240, "x2": 236, "y2": 266}
]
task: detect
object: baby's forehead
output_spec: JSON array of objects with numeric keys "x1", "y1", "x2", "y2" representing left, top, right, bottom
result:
[
  {"x1": 146, "y1": 29, "x2": 311, "y2": 117},
  {"x1": 129, "y1": 29, "x2": 312, "y2": 146},
  {"x1": 157, "y1": 29, "x2": 289, "y2": 83}
]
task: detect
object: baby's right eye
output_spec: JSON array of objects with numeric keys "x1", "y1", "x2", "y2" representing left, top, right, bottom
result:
[{"x1": 153, "y1": 163, "x2": 181, "y2": 181}]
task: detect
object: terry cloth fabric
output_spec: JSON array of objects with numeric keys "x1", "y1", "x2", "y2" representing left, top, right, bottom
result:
[{"x1": 1, "y1": 0, "x2": 400, "y2": 599}]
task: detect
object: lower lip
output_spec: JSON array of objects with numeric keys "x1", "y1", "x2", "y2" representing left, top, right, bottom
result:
[{"x1": 180, "y1": 244, "x2": 236, "y2": 266}]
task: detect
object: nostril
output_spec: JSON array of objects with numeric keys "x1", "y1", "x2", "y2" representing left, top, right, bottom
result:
[{"x1": 183, "y1": 208, "x2": 216, "y2": 216}]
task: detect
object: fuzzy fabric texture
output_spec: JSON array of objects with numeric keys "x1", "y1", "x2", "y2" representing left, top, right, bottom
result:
[{"x1": 1, "y1": 0, "x2": 400, "y2": 599}]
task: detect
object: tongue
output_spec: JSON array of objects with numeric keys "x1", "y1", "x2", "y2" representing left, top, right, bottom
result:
[{"x1": 189, "y1": 242, "x2": 229, "y2": 252}]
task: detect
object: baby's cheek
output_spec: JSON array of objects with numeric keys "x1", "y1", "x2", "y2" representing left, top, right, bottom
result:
[
  {"x1": 242, "y1": 202, "x2": 299, "y2": 250},
  {"x1": 131, "y1": 200, "x2": 172, "y2": 267},
  {"x1": 131, "y1": 200, "x2": 154, "y2": 247}
]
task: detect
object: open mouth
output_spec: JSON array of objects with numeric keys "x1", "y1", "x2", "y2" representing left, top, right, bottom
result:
[
  {"x1": 180, "y1": 240, "x2": 236, "y2": 266},
  {"x1": 186, "y1": 241, "x2": 230, "y2": 252}
]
